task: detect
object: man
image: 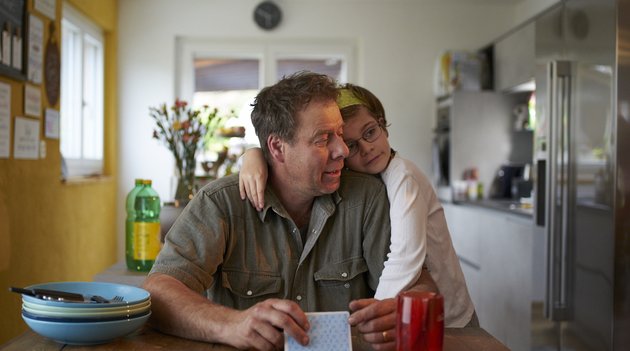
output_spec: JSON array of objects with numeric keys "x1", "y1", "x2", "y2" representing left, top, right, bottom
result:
[{"x1": 143, "y1": 71, "x2": 430, "y2": 350}]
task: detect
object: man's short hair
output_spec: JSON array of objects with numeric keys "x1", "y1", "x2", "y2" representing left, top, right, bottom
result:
[{"x1": 251, "y1": 71, "x2": 339, "y2": 162}]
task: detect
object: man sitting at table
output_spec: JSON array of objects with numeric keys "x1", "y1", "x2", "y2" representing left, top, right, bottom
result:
[{"x1": 143, "y1": 71, "x2": 436, "y2": 351}]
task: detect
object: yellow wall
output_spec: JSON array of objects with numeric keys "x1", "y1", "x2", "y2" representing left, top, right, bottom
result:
[{"x1": 0, "y1": 0, "x2": 118, "y2": 344}]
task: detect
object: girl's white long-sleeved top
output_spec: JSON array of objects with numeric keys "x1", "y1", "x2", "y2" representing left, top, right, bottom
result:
[{"x1": 375, "y1": 153, "x2": 475, "y2": 327}]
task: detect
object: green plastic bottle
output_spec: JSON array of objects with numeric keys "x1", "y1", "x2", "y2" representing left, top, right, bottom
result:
[
  {"x1": 125, "y1": 179, "x2": 144, "y2": 270},
  {"x1": 127, "y1": 179, "x2": 162, "y2": 272}
]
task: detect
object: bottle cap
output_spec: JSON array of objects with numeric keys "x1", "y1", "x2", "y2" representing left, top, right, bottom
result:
[{"x1": 142, "y1": 179, "x2": 152, "y2": 185}]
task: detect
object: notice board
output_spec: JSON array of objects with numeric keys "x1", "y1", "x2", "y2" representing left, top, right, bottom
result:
[{"x1": 0, "y1": 0, "x2": 27, "y2": 80}]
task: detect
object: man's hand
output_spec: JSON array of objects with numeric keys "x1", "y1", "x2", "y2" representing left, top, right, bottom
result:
[
  {"x1": 347, "y1": 267, "x2": 438, "y2": 350},
  {"x1": 226, "y1": 299, "x2": 310, "y2": 351},
  {"x1": 144, "y1": 273, "x2": 309, "y2": 351},
  {"x1": 348, "y1": 298, "x2": 397, "y2": 351}
]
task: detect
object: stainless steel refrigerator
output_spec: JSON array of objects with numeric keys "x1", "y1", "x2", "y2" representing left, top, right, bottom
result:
[{"x1": 533, "y1": 0, "x2": 630, "y2": 350}]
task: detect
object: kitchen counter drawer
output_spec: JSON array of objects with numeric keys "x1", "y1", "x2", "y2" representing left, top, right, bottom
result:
[{"x1": 443, "y1": 203, "x2": 535, "y2": 351}]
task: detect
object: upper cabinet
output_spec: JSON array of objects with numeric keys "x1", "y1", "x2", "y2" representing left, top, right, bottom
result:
[{"x1": 493, "y1": 22, "x2": 535, "y2": 92}]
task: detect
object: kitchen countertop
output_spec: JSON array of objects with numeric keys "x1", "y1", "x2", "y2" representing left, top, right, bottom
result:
[{"x1": 452, "y1": 198, "x2": 534, "y2": 218}]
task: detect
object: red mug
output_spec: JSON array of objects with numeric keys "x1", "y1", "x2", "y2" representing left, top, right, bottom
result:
[{"x1": 396, "y1": 291, "x2": 444, "y2": 351}]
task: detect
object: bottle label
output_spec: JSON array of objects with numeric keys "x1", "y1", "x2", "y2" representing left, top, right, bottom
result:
[{"x1": 133, "y1": 222, "x2": 161, "y2": 260}]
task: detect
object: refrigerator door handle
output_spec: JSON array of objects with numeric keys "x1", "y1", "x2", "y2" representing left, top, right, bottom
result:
[
  {"x1": 545, "y1": 61, "x2": 572, "y2": 321},
  {"x1": 535, "y1": 159, "x2": 546, "y2": 226}
]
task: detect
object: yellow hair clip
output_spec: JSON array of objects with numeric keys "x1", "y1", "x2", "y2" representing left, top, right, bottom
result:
[{"x1": 337, "y1": 88, "x2": 365, "y2": 109}]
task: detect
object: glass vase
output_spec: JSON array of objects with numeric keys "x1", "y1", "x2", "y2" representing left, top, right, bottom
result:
[{"x1": 173, "y1": 171, "x2": 195, "y2": 206}]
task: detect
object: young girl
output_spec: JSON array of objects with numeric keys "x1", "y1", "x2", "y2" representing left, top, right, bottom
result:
[{"x1": 239, "y1": 83, "x2": 476, "y2": 327}]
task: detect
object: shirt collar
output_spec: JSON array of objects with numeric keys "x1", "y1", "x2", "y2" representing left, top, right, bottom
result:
[{"x1": 256, "y1": 187, "x2": 342, "y2": 222}]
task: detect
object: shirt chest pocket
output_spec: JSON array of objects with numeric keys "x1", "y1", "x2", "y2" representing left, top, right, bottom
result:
[
  {"x1": 222, "y1": 270, "x2": 282, "y2": 298},
  {"x1": 313, "y1": 257, "x2": 368, "y2": 287}
]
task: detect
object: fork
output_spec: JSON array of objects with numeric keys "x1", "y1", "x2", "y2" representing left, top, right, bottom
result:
[{"x1": 90, "y1": 295, "x2": 125, "y2": 303}]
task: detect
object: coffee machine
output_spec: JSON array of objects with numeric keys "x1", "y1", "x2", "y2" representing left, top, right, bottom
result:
[{"x1": 489, "y1": 164, "x2": 531, "y2": 199}]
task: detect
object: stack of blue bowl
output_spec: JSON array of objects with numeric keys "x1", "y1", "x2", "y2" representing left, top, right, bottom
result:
[{"x1": 20, "y1": 281, "x2": 151, "y2": 345}]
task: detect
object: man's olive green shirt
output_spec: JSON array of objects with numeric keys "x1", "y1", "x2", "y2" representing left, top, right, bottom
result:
[{"x1": 150, "y1": 170, "x2": 391, "y2": 312}]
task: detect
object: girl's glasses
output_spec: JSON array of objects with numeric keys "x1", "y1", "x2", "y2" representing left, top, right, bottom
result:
[{"x1": 345, "y1": 123, "x2": 383, "y2": 157}]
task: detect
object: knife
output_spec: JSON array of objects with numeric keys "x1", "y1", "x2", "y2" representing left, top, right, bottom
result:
[{"x1": 9, "y1": 286, "x2": 89, "y2": 303}]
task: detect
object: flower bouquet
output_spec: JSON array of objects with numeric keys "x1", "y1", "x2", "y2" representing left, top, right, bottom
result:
[{"x1": 150, "y1": 99, "x2": 231, "y2": 204}]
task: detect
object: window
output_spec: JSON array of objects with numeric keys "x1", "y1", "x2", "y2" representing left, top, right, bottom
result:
[
  {"x1": 191, "y1": 56, "x2": 345, "y2": 147},
  {"x1": 60, "y1": 2, "x2": 104, "y2": 178},
  {"x1": 177, "y1": 38, "x2": 355, "y2": 176}
]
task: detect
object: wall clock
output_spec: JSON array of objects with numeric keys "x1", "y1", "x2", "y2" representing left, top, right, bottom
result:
[{"x1": 254, "y1": 1, "x2": 282, "y2": 31}]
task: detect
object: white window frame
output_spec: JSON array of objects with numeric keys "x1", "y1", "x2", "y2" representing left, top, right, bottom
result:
[
  {"x1": 60, "y1": 2, "x2": 105, "y2": 178},
  {"x1": 175, "y1": 37, "x2": 357, "y2": 102}
]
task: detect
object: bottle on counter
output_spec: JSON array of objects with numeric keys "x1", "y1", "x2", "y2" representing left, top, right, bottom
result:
[
  {"x1": 467, "y1": 180, "x2": 478, "y2": 200},
  {"x1": 477, "y1": 181, "x2": 484, "y2": 200},
  {"x1": 465, "y1": 167, "x2": 480, "y2": 200},
  {"x1": 125, "y1": 179, "x2": 144, "y2": 270},
  {"x1": 127, "y1": 179, "x2": 162, "y2": 272}
]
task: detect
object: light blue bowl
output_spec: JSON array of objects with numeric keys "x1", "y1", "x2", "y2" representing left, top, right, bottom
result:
[
  {"x1": 22, "y1": 309, "x2": 150, "y2": 323},
  {"x1": 22, "y1": 282, "x2": 150, "y2": 308},
  {"x1": 22, "y1": 311, "x2": 150, "y2": 345}
]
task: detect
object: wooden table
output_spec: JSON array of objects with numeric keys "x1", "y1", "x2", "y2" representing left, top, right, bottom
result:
[{"x1": 1, "y1": 326, "x2": 509, "y2": 351}]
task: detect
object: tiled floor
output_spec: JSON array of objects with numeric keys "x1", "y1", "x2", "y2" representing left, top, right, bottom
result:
[
  {"x1": 531, "y1": 302, "x2": 559, "y2": 351},
  {"x1": 530, "y1": 302, "x2": 596, "y2": 351}
]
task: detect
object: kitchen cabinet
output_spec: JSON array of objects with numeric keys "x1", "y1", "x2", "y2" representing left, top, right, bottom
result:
[
  {"x1": 444, "y1": 203, "x2": 535, "y2": 351},
  {"x1": 494, "y1": 22, "x2": 535, "y2": 92},
  {"x1": 446, "y1": 92, "x2": 519, "y2": 198}
]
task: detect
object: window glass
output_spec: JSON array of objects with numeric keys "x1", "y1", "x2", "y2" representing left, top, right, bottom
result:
[
  {"x1": 193, "y1": 58, "x2": 259, "y2": 177},
  {"x1": 60, "y1": 2, "x2": 104, "y2": 178}
]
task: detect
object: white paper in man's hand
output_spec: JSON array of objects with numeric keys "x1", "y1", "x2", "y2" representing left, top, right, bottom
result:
[{"x1": 285, "y1": 311, "x2": 352, "y2": 351}]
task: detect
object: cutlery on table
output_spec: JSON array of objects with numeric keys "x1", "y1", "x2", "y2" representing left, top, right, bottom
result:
[{"x1": 9, "y1": 287, "x2": 124, "y2": 303}]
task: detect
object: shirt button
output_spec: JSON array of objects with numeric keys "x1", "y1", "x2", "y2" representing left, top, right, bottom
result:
[
  {"x1": 246, "y1": 290, "x2": 253, "y2": 296},
  {"x1": 296, "y1": 295, "x2": 303, "y2": 301},
  {"x1": 341, "y1": 272, "x2": 348, "y2": 278},
  {"x1": 344, "y1": 283, "x2": 350, "y2": 289}
]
